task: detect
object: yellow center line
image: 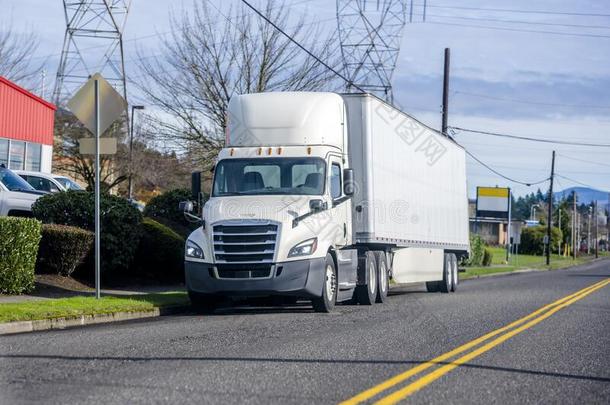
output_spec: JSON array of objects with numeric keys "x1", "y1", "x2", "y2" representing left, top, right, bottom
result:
[
  {"x1": 339, "y1": 278, "x2": 610, "y2": 405},
  {"x1": 375, "y1": 278, "x2": 610, "y2": 405}
]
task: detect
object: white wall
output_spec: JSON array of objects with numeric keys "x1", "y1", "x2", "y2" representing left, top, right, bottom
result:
[{"x1": 41, "y1": 144, "x2": 53, "y2": 173}]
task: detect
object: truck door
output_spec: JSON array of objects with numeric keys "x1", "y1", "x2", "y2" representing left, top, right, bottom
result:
[{"x1": 328, "y1": 157, "x2": 350, "y2": 248}]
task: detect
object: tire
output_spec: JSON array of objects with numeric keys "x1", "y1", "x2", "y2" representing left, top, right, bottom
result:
[
  {"x1": 312, "y1": 253, "x2": 337, "y2": 313},
  {"x1": 439, "y1": 253, "x2": 452, "y2": 293},
  {"x1": 374, "y1": 251, "x2": 389, "y2": 303},
  {"x1": 450, "y1": 254, "x2": 458, "y2": 292},
  {"x1": 189, "y1": 291, "x2": 218, "y2": 315},
  {"x1": 426, "y1": 281, "x2": 439, "y2": 292},
  {"x1": 355, "y1": 251, "x2": 377, "y2": 305}
]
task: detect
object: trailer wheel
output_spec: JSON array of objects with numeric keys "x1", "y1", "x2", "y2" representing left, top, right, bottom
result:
[
  {"x1": 439, "y1": 253, "x2": 452, "y2": 293},
  {"x1": 374, "y1": 251, "x2": 389, "y2": 303},
  {"x1": 355, "y1": 251, "x2": 377, "y2": 305},
  {"x1": 312, "y1": 253, "x2": 337, "y2": 313},
  {"x1": 450, "y1": 254, "x2": 458, "y2": 292},
  {"x1": 188, "y1": 291, "x2": 218, "y2": 315}
]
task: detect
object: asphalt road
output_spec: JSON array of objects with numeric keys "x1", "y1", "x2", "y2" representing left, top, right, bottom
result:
[{"x1": 1, "y1": 259, "x2": 609, "y2": 404}]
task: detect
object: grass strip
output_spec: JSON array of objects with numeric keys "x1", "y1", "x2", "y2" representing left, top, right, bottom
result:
[{"x1": 0, "y1": 292, "x2": 189, "y2": 323}]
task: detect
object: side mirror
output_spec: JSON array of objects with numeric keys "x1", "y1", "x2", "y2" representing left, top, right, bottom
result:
[
  {"x1": 179, "y1": 200, "x2": 194, "y2": 213},
  {"x1": 343, "y1": 168, "x2": 355, "y2": 196},
  {"x1": 309, "y1": 199, "x2": 326, "y2": 212},
  {"x1": 191, "y1": 171, "x2": 202, "y2": 200}
]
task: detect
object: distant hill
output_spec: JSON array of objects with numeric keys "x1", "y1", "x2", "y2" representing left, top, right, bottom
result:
[{"x1": 554, "y1": 187, "x2": 609, "y2": 206}]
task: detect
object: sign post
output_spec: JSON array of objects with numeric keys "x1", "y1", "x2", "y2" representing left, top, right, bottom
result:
[
  {"x1": 68, "y1": 73, "x2": 126, "y2": 299},
  {"x1": 94, "y1": 79, "x2": 100, "y2": 299}
]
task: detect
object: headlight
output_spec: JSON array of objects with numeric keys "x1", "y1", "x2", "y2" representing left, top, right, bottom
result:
[
  {"x1": 185, "y1": 239, "x2": 204, "y2": 259},
  {"x1": 288, "y1": 238, "x2": 318, "y2": 258}
]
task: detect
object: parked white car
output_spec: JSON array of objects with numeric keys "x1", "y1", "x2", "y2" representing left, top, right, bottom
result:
[
  {"x1": 0, "y1": 165, "x2": 47, "y2": 216},
  {"x1": 14, "y1": 170, "x2": 84, "y2": 193}
]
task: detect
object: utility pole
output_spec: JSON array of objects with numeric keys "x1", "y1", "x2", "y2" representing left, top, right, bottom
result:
[
  {"x1": 506, "y1": 189, "x2": 512, "y2": 262},
  {"x1": 442, "y1": 48, "x2": 450, "y2": 135},
  {"x1": 594, "y1": 200, "x2": 599, "y2": 258},
  {"x1": 558, "y1": 207, "x2": 562, "y2": 255},
  {"x1": 587, "y1": 203, "x2": 593, "y2": 255},
  {"x1": 572, "y1": 192, "x2": 577, "y2": 260},
  {"x1": 546, "y1": 151, "x2": 555, "y2": 266}
]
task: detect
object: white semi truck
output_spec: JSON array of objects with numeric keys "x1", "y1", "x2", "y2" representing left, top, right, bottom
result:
[{"x1": 183, "y1": 92, "x2": 469, "y2": 313}]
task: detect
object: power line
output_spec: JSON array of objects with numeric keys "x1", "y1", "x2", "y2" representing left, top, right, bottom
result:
[
  {"x1": 424, "y1": 13, "x2": 610, "y2": 30},
  {"x1": 418, "y1": 4, "x2": 610, "y2": 18},
  {"x1": 238, "y1": 0, "x2": 365, "y2": 93},
  {"x1": 451, "y1": 127, "x2": 610, "y2": 148},
  {"x1": 454, "y1": 91, "x2": 610, "y2": 110},
  {"x1": 556, "y1": 174, "x2": 607, "y2": 190},
  {"x1": 425, "y1": 21, "x2": 610, "y2": 39},
  {"x1": 557, "y1": 153, "x2": 610, "y2": 169},
  {"x1": 463, "y1": 148, "x2": 549, "y2": 186}
]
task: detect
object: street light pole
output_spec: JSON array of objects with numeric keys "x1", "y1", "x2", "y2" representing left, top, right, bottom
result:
[{"x1": 128, "y1": 105, "x2": 145, "y2": 200}]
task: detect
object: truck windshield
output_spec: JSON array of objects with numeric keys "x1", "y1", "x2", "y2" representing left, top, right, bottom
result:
[
  {"x1": 213, "y1": 158, "x2": 326, "y2": 196},
  {"x1": 0, "y1": 167, "x2": 36, "y2": 192}
]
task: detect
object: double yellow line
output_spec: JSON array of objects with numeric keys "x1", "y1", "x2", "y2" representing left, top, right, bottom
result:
[{"x1": 340, "y1": 278, "x2": 610, "y2": 405}]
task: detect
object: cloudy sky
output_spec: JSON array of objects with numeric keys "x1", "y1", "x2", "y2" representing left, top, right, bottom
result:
[{"x1": 2, "y1": 0, "x2": 609, "y2": 198}]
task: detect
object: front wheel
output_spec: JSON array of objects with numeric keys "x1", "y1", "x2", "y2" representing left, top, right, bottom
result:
[{"x1": 312, "y1": 253, "x2": 337, "y2": 313}]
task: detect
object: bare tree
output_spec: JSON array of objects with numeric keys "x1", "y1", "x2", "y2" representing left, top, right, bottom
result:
[
  {"x1": 136, "y1": 0, "x2": 339, "y2": 168},
  {"x1": 0, "y1": 22, "x2": 44, "y2": 87},
  {"x1": 53, "y1": 111, "x2": 128, "y2": 192}
]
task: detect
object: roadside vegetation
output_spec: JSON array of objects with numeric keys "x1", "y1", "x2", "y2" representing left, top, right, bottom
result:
[
  {"x1": 462, "y1": 247, "x2": 600, "y2": 279},
  {"x1": 0, "y1": 187, "x2": 188, "y2": 300}
]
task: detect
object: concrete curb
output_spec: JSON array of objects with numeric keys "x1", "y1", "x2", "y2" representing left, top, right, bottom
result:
[{"x1": 0, "y1": 305, "x2": 189, "y2": 336}]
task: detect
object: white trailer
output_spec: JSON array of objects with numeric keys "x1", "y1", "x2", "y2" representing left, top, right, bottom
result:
[
  {"x1": 183, "y1": 92, "x2": 470, "y2": 313},
  {"x1": 344, "y1": 94, "x2": 469, "y2": 284}
]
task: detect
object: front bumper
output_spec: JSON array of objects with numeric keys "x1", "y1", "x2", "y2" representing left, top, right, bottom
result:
[{"x1": 185, "y1": 258, "x2": 326, "y2": 298}]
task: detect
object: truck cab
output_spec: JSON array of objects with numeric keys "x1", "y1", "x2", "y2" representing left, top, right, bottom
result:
[{"x1": 185, "y1": 92, "x2": 359, "y2": 313}]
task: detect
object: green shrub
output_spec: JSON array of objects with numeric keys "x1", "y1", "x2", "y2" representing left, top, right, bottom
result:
[
  {"x1": 0, "y1": 217, "x2": 42, "y2": 294},
  {"x1": 520, "y1": 225, "x2": 563, "y2": 255},
  {"x1": 143, "y1": 188, "x2": 201, "y2": 237},
  {"x1": 482, "y1": 248, "x2": 493, "y2": 267},
  {"x1": 463, "y1": 235, "x2": 486, "y2": 266},
  {"x1": 36, "y1": 224, "x2": 94, "y2": 276},
  {"x1": 31, "y1": 191, "x2": 142, "y2": 276},
  {"x1": 134, "y1": 218, "x2": 185, "y2": 282}
]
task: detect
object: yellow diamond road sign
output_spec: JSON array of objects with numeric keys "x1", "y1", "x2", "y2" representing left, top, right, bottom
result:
[{"x1": 67, "y1": 73, "x2": 126, "y2": 135}]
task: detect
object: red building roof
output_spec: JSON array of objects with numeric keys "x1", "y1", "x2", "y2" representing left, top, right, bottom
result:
[{"x1": 0, "y1": 76, "x2": 57, "y2": 146}]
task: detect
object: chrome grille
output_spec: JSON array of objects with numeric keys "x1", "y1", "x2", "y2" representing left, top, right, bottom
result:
[{"x1": 213, "y1": 221, "x2": 278, "y2": 263}]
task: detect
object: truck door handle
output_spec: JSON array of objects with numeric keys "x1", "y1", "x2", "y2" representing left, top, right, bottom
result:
[{"x1": 343, "y1": 223, "x2": 347, "y2": 238}]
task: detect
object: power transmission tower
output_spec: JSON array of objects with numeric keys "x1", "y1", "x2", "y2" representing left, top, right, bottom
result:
[
  {"x1": 336, "y1": 0, "x2": 419, "y2": 103},
  {"x1": 53, "y1": 0, "x2": 132, "y2": 105}
]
